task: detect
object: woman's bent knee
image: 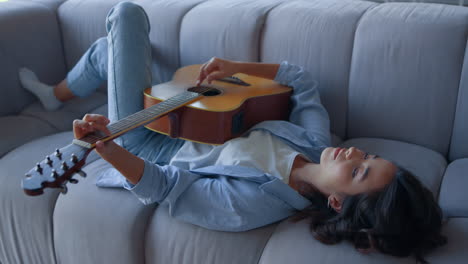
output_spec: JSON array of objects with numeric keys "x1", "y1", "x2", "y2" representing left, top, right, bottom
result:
[{"x1": 106, "y1": 2, "x2": 150, "y2": 33}]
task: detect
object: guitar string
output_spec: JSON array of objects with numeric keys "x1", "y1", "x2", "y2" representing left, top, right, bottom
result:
[{"x1": 79, "y1": 88, "x2": 210, "y2": 144}]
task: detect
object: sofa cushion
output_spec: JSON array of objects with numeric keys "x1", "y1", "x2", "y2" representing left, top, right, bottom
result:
[
  {"x1": 145, "y1": 204, "x2": 278, "y2": 264},
  {"x1": 58, "y1": 0, "x2": 120, "y2": 71},
  {"x1": 17, "y1": 0, "x2": 66, "y2": 10},
  {"x1": 21, "y1": 91, "x2": 107, "y2": 131},
  {"x1": 425, "y1": 217, "x2": 468, "y2": 264},
  {"x1": 53, "y1": 158, "x2": 155, "y2": 264},
  {"x1": 0, "y1": 0, "x2": 67, "y2": 115},
  {"x1": 259, "y1": 218, "x2": 414, "y2": 264},
  {"x1": 347, "y1": 3, "x2": 468, "y2": 156},
  {"x1": 438, "y1": 159, "x2": 468, "y2": 217},
  {"x1": 0, "y1": 115, "x2": 56, "y2": 157},
  {"x1": 136, "y1": 0, "x2": 207, "y2": 83},
  {"x1": 449, "y1": 40, "x2": 468, "y2": 161},
  {"x1": 260, "y1": 0, "x2": 376, "y2": 139},
  {"x1": 339, "y1": 138, "x2": 447, "y2": 197},
  {"x1": 179, "y1": 0, "x2": 283, "y2": 66},
  {"x1": 0, "y1": 131, "x2": 74, "y2": 264}
]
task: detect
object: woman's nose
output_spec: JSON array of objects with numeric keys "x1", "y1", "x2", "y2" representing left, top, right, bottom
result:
[{"x1": 345, "y1": 147, "x2": 359, "y2": 160}]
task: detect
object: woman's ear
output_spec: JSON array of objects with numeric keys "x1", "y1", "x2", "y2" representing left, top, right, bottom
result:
[{"x1": 328, "y1": 194, "x2": 343, "y2": 213}]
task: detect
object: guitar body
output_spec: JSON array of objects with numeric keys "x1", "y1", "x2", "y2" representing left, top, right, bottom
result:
[{"x1": 144, "y1": 65, "x2": 292, "y2": 145}]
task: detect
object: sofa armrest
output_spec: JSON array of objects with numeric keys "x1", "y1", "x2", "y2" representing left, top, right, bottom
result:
[{"x1": 438, "y1": 159, "x2": 468, "y2": 217}]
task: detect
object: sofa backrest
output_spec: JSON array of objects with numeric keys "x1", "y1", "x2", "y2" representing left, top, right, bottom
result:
[
  {"x1": 347, "y1": 3, "x2": 468, "y2": 157},
  {"x1": 260, "y1": 0, "x2": 376, "y2": 139},
  {"x1": 0, "y1": 0, "x2": 67, "y2": 116},
  {"x1": 52, "y1": 0, "x2": 468, "y2": 160},
  {"x1": 450, "y1": 51, "x2": 468, "y2": 161}
]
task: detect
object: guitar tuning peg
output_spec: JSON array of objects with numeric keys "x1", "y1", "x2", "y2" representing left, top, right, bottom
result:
[
  {"x1": 61, "y1": 161, "x2": 69, "y2": 171},
  {"x1": 51, "y1": 169, "x2": 58, "y2": 179},
  {"x1": 46, "y1": 156, "x2": 53, "y2": 167},
  {"x1": 35, "y1": 163, "x2": 43, "y2": 174},
  {"x1": 69, "y1": 178, "x2": 79, "y2": 184},
  {"x1": 76, "y1": 170, "x2": 87, "y2": 178},
  {"x1": 60, "y1": 184, "x2": 68, "y2": 194},
  {"x1": 55, "y1": 149, "x2": 62, "y2": 160},
  {"x1": 71, "y1": 154, "x2": 78, "y2": 164}
]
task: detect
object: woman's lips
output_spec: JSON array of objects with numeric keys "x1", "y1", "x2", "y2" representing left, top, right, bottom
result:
[
  {"x1": 334, "y1": 147, "x2": 346, "y2": 160},
  {"x1": 334, "y1": 148, "x2": 341, "y2": 160}
]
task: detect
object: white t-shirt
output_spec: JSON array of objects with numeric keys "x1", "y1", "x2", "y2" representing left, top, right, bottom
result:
[{"x1": 169, "y1": 130, "x2": 301, "y2": 184}]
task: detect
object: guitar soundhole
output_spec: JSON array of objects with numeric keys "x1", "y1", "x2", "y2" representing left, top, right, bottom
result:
[
  {"x1": 188, "y1": 86, "x2": 222, "y2": 97},
  {"x1": 202, "y1": 88, "x2": 221, "y2": 96}
]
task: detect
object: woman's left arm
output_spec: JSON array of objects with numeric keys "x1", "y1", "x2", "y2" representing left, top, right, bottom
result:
[{"x1": 274, "y1": 62, "x2": 331, "y2": 146}]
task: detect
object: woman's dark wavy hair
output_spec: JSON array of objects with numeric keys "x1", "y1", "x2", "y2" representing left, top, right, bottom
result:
[{"x1": 291, "y1": 167, "x2": 447, "y2": 263}]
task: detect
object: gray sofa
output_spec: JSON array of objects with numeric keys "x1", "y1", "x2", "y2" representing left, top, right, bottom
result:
[{"x1": 1, "y1": 0, "x2": 467, "y2": 263}]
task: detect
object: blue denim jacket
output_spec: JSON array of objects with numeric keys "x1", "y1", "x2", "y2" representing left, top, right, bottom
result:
[{"x1": 96, "y1": 61, "x2": 331, "y2": 232}]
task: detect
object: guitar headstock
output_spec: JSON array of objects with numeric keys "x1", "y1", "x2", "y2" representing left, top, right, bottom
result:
[{"x1": 22, "y1": 143, "x2": 92, "y2": 196}]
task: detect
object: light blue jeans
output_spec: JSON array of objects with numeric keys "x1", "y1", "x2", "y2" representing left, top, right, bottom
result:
[{"x1": 67, "y1": 2, "x2": 184, "y2": 164}]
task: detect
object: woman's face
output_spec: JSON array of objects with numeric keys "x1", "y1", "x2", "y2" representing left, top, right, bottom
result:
[{"x1": 320, "y1": 147, "x2": 397, "y2": 196}]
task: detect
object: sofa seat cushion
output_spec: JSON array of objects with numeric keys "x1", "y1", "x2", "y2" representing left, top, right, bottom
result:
[
  {"x1": 259, "y1": 218, "x2": 414, "y2": 264},
  {"x1": 339, "y1": 137, "x2": 447, "y2": 197},
  {"x1": 0, "y1": 131, "x2": 75, "y2": 264},
  {"x1": 53, "y1": 158, "x2": 156, "y2": 264},
  {"x1": 438, "y1": 159, "x2": 468, "y2": 217},
  {"x1": 144, "y1": 203, "x2": 277, "y2": 264},
  {"x1": 0, "y1": 115, "x2": 57, "y2": 157},
  {"x1": 426, "y1": 217, "x2": 468, "y2": 264},
  {"x1": 21, "y1": 91, "x2": 107, "y2": 131}
]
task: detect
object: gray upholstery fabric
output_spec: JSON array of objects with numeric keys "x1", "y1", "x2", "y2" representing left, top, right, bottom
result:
[
  {"x1": 16, "y1": 0, "x2": 67, "y2": 10},
  {"x1": 339, "y1": 138, "x2": 447, "y2": 196},
  {"x1": 0, "y1": 132, "x2": 73, "y2": 264},
  {"x1": 0, "y1": 116, "x2": 56, "y2": 157},
  {"x1": 331, "y1": 133, "x2": 342, "y2": 147},
  {"x1": 259, "y1": 218, "x2": 415, "y2": 264},
  {"x1": 21, "y1": 92, "x2": 107, "y2": 131},
  {"x1": 136, "y1": 0, "x2": 207, "y2": 84},
  {"x1": 438, "y1": 159, "x2": 468, "y2": 217},
  {"x1": 54, "y1": 159, "x2": 156, "y2": 264},
  {"x1": 347, "y1": 3, "x2": 468, "y2": 155},
  {"x1": 261, "y1": 0, "x2": 376, "y2": 139},
  {"x1": 449, "y1": 42, "x2": 468, "y2": 161},
  {"x1": 179, "y1": 0, "x2": 285, "y2": 66},
  {"x1": 145, "y1": 205, "x2": 278, "y2": 264},
  {"x1": 0, "y1": 0, "x2": 66, "y2": 115},
  {"x1": 426, "y1": 218, "x2": 468, "y2": 264},
  {"x1": 89, "y1": 103, "x2": 109, "y2": 117},
  {"x1": 58, "y1": 0, "x2": 120, "y2": 72}
]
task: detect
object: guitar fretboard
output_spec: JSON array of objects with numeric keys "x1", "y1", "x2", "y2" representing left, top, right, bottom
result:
[{"x1": 73, "y1": 87, "x2": 210, "y2": 149}]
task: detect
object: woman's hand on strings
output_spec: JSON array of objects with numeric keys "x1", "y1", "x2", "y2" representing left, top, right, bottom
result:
[
  {"x1": 73, "y1": 114, "x2": 115, "y2": 155},
  {"x1": 196, "y1": 57, "x2": 241, "y2": 86}
]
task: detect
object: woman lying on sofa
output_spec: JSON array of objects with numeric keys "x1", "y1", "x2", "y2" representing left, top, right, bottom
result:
[{"x1": 18, "y1": 2, "x2": 446, "y2": 262}]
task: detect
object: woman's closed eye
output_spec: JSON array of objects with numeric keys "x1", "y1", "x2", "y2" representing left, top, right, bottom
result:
[{"x1": 352, "y1": 153, "x2": 369, "y2": 178}]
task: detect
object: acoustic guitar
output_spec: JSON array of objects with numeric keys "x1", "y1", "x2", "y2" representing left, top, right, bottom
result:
[{"x1": 21, "y1": 64, "x2": 292, "y2": 196}]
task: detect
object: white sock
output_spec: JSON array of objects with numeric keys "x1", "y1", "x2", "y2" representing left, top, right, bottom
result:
[{"x1": 19, "y1": 68, "x2": 63, "y2": 111}]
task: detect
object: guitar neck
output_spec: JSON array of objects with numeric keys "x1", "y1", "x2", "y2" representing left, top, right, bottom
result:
[{"x1": 73, "y1": 89, "x2": 203, "y2": 149}]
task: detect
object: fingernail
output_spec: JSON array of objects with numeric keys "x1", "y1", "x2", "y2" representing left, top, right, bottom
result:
[{"x1": 96, "y1": 141, "x2": 103, "y2": 150}]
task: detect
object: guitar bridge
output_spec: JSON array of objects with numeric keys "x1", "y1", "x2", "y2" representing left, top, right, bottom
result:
[{"x1": 218, "y1": 76, "x2": 251, "y2": 86}]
